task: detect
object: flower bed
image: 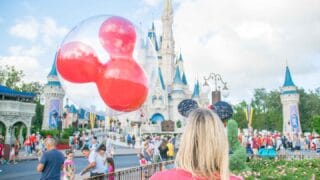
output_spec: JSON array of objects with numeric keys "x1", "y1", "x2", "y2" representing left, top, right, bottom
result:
[
  {"x1": 56, "y1": 143, "x2": 70, "y2": 150},
  {"x1": 235, "y1": 158, "x2": 320, "y2": 179}
]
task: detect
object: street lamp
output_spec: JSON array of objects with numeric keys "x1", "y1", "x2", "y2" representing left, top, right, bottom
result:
[{"x1": 203, "y1": 73, "x2": 229, "y2": 104}]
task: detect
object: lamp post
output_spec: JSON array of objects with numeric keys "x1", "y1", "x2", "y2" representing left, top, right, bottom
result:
[{"x1": 203, "y1": 73, "x2": 229, "y2": 104}]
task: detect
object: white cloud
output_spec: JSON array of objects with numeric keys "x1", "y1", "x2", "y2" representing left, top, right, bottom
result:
[
  {"x1": 0, "y1": 55, "x2": 46, "y2": 83},
  {"x1": 8, "y1": 45, "x2": 45, "y2": 57},
  {"x1": 41, "y1": 17, "x2": 68, "y2": 46},
  {"x1": 5, "y1": 16, "x2": 69, "y2": 83},
  {"x1": 9, "y1": 16, "x2": 68, "y2": 46},
  {"x1": 173, "y1": 0, "x2": 320, "y2": 103},
  {"x1": 9, "y1": 16, "x2": 39, "y2": 40},
  {"x1": 143, "y1": 0, "x2": 162, "y2": 7}
]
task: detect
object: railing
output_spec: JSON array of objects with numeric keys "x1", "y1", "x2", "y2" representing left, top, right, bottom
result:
[
  {"x1": 276, "y1": 151, "x2": 320, "y2": 160},
  {"x1": 84, "y1": 160, "x2": 175, "y2": 180}
]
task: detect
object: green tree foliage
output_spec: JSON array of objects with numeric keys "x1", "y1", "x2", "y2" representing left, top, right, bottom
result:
[
  {"x1": 298, "y1": 89, "x2": 320, "y2": 132},
  {"x1": 233, "y1": 88, "x2": 320, "y2": 133},
  {"x1": 0, "y1": 65, "x2": 44, "y2": 132},
  {"x1": 250, "y1": 89, "x2": 282, "y2": 131},
  {"x1": 312, "y1": 116, "x2": 320, "y2": 135},
  {"x1": 0, "y1": 65, "x2": 24, "y2": 90},
  {"x1": 232, "y1": 101, "x2": 248, "y2": 129},
  {"x1": 227, "y1": 119, "x2": 248, "y2": 171}
]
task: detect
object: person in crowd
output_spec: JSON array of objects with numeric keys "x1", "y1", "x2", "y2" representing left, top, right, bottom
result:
[
  {"x1": 37, "y1": 138, "x2": 65, "y2": 180},
  {"x1": 80, "y1": 146, "x2": 105, "y2": 179},
  {"x1": 24, "y1": 137, "x2": 31, "y2": 156},
  {"x1": 151, "y1": 108, "x2": 243, "y2": 180},
  {"x1": 132, "y1": 135, "x2": 136, "y2": 148},
  {"x1": 14, "y1": 138, "x2": 20, "y2": 161},
  {"x1": 166, "y1": 138, "x2": 174, "y2": 160},
  {"x1": 127, "y1": 134, "x2": 132, "y2": 147},
  {"x1": 9, "y1": 144, "x2": 17, "y2": 164},
  {"x1": 29, "y1": 133, "x2": 36, "y2": 153},
  {"x1": 0, "y1": 139, "x2": 3, "y2": 172},
  {"x1": 63, "y1": 149, "x2": 75, "y2": 180},
  {"x1": 106, "y1": 157, "x2": 115, "y2": 180},
  {"x1": 158, "y1": 139, "x2": 168, "y2": 161},
  {"x1": 138, "y1": 153, "x2": 147, "y2": 166},
  {"x1": 142, "y1": 142, "x2": 153, "y2": 164},
  {"x1": 89, "y1": 136, "x2": 99, "y2": 152},
  {"x1": 151, "y1": 137, "x2": 162, "y2": 163}
]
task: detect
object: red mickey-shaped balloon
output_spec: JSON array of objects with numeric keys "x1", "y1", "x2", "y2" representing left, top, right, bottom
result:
[
  {"x1": 97, "y1": 57, "x2": 148, "y2": 112},
  {"x1": 57, "y1": 41, "x2": 102, "y2": 83},
  {"x1": 99, "y1": 16, "x2": 136, "y2": 58}
]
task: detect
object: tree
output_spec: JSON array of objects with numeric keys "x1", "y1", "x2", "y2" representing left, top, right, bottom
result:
[
  {"x1": 0, "y1": 65, "x2": 24, "y2": 90},
  {"x1": 298, "y1": 89, "x2": 320, "y2": 132},
  {"x1": 233, "y1": 101, "x2": 248, "y2": 129},
  {"x1": 227, "y1": 119, "x2": 248, "y2": 171},
  {"x1": 312, "y1": 116, "x2": 320, "y2": 135},
  {"x1": 0, "y1": 65, "x2": 44, "y2": 132}
]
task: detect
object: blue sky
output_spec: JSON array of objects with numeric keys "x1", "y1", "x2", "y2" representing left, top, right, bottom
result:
[
  {"x1": 1, "y1": 0, "x2": 319, "y2": 103},
  {"x1": 0, "y1": 0, "x2": 164, "y2": 73}
]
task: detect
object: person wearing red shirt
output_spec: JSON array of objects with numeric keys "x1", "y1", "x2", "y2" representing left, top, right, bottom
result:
[{"x1": 151, "y1": 108, "x2": 243, "y2": 180}]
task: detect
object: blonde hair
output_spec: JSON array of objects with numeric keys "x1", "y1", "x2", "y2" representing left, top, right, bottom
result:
[{"x1": 175, "y1": 108, "x2": 229, "y2": 180}]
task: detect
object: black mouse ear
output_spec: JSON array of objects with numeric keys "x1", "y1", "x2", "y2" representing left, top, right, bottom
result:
[
  {"x1": 178, "y1": 99, "x2": 199, "y2": 117},
  {"x1": 211, "y1": 101, "x2": 233, "y2": 121}
]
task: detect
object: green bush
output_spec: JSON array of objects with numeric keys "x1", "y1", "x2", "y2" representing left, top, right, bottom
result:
[
  {"x1": 236, "y1": 159, "x2": 320, "y2": 179},
  {"x1": 61, "y1": 127, "x2": 74, "y2": 139},
  {"x1": 227, "y1": 119, "x2": 248, "y2": 171},
  {"x1": 59, "y1": 138, "x2": 69, "y2": 145},
  {"x1": 176, "y1": 120, "x2": 182, "y2": 128},
  {"x1": 40, "y1": 129, "x2": 59, "y2": 137}
]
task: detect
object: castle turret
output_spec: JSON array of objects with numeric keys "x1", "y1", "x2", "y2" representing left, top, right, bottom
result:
[
  {"x1": 160, "y1": 0, "x2": 175, "y2": 85},
  {"x1": 280, "y1": 66, "x2": 301, "y2": 135},
  {"x1": 42, "y1": 56, "x2": 65, "y2": 130}
]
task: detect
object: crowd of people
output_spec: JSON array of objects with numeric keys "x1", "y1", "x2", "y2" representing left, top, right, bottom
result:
[
  {"x1": 238, "y1": 130, "x2": 320, "y2": 158},
  {"x1": 35, "y1": 134, "x2": 116, "y2": 180},
  {"x1": 137, "y1": 135, "x2": 176, "y2": 166}
]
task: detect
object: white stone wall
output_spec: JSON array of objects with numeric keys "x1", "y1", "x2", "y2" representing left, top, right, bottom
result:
[{"x1": 0, "y1": 100, "x2": 35, "y2": 144}]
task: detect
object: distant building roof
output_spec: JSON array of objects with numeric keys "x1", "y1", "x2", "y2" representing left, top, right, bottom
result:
[
  {"x1": 158, "y1": 67, "x2": 166, "y2": 90},
  {"x1": 182, "y1": 72, "x2": 188, "y2": 85},
  {"x1": 48, "y1": 54, "x2": 58, "y2": 77},
  {"x1": 173, "y1": 67, "x2": 183, "y2": 84},
  {"x1": 283, "y1": 66, "x2": 296, "y2": 87},
  {"x1": 192, "y1": 81, "x2": 200, "y2": 99},
  {"x1": 0, "y1": 85, "x2": 35, "y2": 98},
  {"x1": 147, "y1": 22, "x2": 159, "y2": 51}
]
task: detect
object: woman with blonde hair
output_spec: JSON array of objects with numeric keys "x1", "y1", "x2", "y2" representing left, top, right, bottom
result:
[{"x1": 151, "y1": 108, "x2": 242, "y2": 180}]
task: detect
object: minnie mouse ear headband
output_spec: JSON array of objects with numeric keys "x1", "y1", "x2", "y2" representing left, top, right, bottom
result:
[
  {"x1": 178, "y1": 99, "x2": 199, "y2": 117},
  {"x1": 209, "y1": 101, "x2": 233, "y2": 121}
]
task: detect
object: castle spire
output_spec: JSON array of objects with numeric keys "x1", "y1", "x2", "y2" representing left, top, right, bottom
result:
[
  {"x1": 160, "y1": 0, "x2": 175, "y2": 85},
  {"x1": 283, "y1": 66, "x2": 295, "y2": 87}
]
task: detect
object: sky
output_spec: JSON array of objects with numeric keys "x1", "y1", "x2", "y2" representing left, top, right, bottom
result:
[{"x1": 0, "y1": 0, "x2": 319, "y2": 104}]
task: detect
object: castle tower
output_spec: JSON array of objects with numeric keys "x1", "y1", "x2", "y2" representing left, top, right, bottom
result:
[
  {"x1": 280, "y1": 66, "x2": 301, "y2": 135},
  {"x1": 42, "y1": 57, "x2": 65, "y2": 130},
  {"x1": 169, "y1": 67, "x2": 185, "y2": 123},
  {"x1": 160, "y1": 0, "x2": 175, "y2": 85}
]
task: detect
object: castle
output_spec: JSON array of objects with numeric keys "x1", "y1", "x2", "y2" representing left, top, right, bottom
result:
[{"x1": 42, "y1": 0, "x2": 209, "y2": 132}]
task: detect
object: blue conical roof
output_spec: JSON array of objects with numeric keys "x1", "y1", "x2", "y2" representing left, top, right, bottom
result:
[
  {"x1": 158, "y1": 67, "x2": 166, "y2": 90},
  {"x1": 178, "y1": 53, "x2": 183, "y2": 62},
  {"x1": 173, "y1": 67, "x2": 183, "y2": 84},
  {"x1": 182, "y1": 72, "x2": 188, "y2": 85},
  {"x1": 48, "y1": 54, "x2": 58, "y2": 77},
  {"x1": 283, "y1": 66, "x2": 295, "y2": 87},
  {"x1": 147, "y1": 22, "x2": 159, "y2": 51},
  {"x1": 192, "y1": 81, "x2": 200, "y2": 98}
]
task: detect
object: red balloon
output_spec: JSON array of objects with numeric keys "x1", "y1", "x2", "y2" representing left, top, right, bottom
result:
[
  {"x1": 97, "y1": 57, "x2": 148, "y2": 112},
  {"x1": 57, "y1": 41, "x2": 102, "y2": 83},
  {"x1": 99, "y1": 16, "x2": 136, "y2": 58}
]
